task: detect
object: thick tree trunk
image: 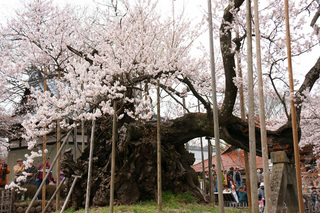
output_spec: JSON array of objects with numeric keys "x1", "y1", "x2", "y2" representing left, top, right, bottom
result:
[{"x1": 60, "y1": 112, "x2": 296, "y2": 209}]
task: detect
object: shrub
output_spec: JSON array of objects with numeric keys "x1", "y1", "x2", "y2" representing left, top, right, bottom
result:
[{"x1": 24, "y1": 184, "x2": 37, "y2": 199}]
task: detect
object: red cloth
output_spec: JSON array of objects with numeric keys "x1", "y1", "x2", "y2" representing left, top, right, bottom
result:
[{"x1": 36, "y1": 163, "x2": 52, "y2": 181}]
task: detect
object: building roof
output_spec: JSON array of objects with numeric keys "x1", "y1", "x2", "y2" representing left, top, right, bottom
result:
[{"x1": 192, "y1": 147, "x2": 264, "y2": 173}]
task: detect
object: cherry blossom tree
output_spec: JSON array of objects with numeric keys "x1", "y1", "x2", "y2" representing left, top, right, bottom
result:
[{"x1": 0, "y1": 0, "x2": 320, "y2": 207}]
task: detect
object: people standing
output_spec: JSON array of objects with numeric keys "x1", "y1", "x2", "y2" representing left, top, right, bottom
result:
[
  {"x1": 25, "y1": 162, "x2": 37, "y2": 185},
  {"x1": 311, "y1": 186, "x2": 319, "y2": 212},
  {"x1": 258, "y1": 182, "x2": 265, "y2": 198},
  {"x1": 36, "y1": 158, "x2": 52, "y2": 199},
  {"x1": 227, "y1": 167, "x2": 234, "y2": 177},
  {"x1": 257, "y1": 169, "x2": 263, "y2": 188},
  {"x1": 14, "y1": 158, "x2": 25, "y2": 183},
  {"x1": 233, "y1": 167, "x2": 242, "y2": 189},
  {"x1": 238, "y1": 186, "x2": 248, "y2": 206},
  {"x1": 258, "y1": 194, "x2": 265, "y2": 212},
  {"x1": 231, "y1": 185, "x2": 239, "y2": 207},
  {"x1": 0, "y1": 158, "x2": 10, "y2": 188}
]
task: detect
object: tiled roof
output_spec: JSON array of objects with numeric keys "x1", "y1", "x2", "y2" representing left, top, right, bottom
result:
[{"x1": 192, "y1": 149, "x2": 263, "y2": 173}]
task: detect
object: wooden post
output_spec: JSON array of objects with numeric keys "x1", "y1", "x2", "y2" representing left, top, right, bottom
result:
[
  {"x1": 81, "y1": 119, "x2": 85, "y2": 152},
  {"x1": 56, "y1": 69, "x2": 61, "y2": 211},
  {"x1": 236, "y1": 20, "x2": 252, "y2": 210},
  {"x1": 183, "y1": 97, "x2": 189, "y2": 151},
  {"x1": 42, "y1": 66, "x2": 47, "y2": 211},
  {"x1": 207, "y1": 0, "x2": 224, "y2": 211},
  {"x1": 73, "y1": 126, "x2": 77, "y2": 162},
  {"x1": 284, "y1": 0, "x2": 305, "y2": 212},
  {"x1": 109, "y1": 101, "x2": 117, "y2": 213},
  {"x1": 157, "y1": 79, "x2": 162, "y2": 212},
  {"x1": 198, "y1": 100, "x2": 206, "y2": 192},
  {"x1": 206, "y1": 137, "x2": 214, "y2": 203},
  {"x1": 25, "y1": 130, "x2": 72, "y2": 213},
  {"x1": 252, "y1": 1, "x2": 271, "y2": 212},
  {"x1": 246, "y1": 0, "x2": 259, "y2": 212},
  {"x1": 85, "y1": 118, "x2": 96, "y2": 213}
]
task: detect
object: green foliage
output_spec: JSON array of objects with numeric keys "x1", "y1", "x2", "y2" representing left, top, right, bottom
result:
[{"x1": 24, "y1": 184, "x2": 37, "y2": 199}]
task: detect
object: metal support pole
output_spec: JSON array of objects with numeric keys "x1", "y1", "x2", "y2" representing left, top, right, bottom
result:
[
  {"x1": 252, "y1": 1, "x2": 271, "y2": 212},
  {"x1": 26, "y1": 130, "x2": 72, "y2": 213},
  {"x1": 60, "y1": 175, "x2": 81, "y2": 213},
  {"x1": 207, "y1": 0, "x2": 224, "y2": 211},
  {"x1": 246, "y1": 0, "x2": 259, "y2": 212},
  {"x1": 284, "y1": 0, "x2": 305, "y2": 212},
  {"x1": 85, "y1": 119, "x2": 96, "y2": 213}
]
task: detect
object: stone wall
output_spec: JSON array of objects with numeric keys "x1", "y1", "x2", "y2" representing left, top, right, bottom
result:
[{"x1": 13, "y1": 200, "x2": 64, "y2": 213}]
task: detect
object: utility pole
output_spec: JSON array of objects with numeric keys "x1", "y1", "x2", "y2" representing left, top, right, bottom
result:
[
  {"x1": 246, "y1": 0, "x2": 259, "y2": 212},
  {"x1": 253, "y1": 1, "x2": 271, "y2": 212},
  {"x1": 284, "y1": 0, "x2": 305, "y2": 212},
  {"x1": 157, "y1": 79, "x2": 162, "y2": 212},
  {"x1": 207, "y1": 0, "x2": 224, "y2": 211}
]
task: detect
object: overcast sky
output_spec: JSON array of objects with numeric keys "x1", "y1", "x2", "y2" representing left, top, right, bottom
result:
[{"x1": 0, "y1": 0, "x2": 318, "y2": 84}]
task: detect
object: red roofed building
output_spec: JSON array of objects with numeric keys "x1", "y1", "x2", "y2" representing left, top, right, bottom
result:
[{"x1": 192, "y1": 146, "x2": 264, "y2": 173}]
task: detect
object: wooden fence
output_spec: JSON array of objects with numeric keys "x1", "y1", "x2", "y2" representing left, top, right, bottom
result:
[{"x1": 0, "y1": 188, "x2": 13, "y2": 213}]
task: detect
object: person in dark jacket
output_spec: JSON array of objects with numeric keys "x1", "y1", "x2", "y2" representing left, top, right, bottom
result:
[
  {"x1": 238, "y1": 187, "x2": 248, "y2": 205},
  {"x1": 0, "y1": 158, "x2": 10, "y2": 188},
  {"x1": 25, "y1": 162, "x2": 37, "y2": 185},
  {"x1": 233, "y1": 167, "x2": 242, "y2": 189}
]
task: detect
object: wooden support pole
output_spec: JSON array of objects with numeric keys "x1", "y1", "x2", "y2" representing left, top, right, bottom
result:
[
  {"x1": 252, "y1": 1, "x2": 271, "y2": 212},
  {"x1": 42, "y1": 66, "x2": 47, "y2": 211},
  {"x1": 198, "y1": 100, "x2": 206, "y2": 192},
  {"x1": 81, "y1": 119, "x2": 85, "y2": 152},
  {"x1": 56, "y1": 69, "x2": 61, "y2": 211},
  {"x1": 85, "y1": 118, "x2": 96, "y2": 213},
  {"x1": 157, "y1": 79, "x2": 162, "y2": 212},
  {"x1": 236, "y1": 16, "x2": 252, "y2": 210},
  {"x1": 61, "y1": 175, "x2": 81, "y2": 213},
  {"x1": 207, "y1": 137, "x2": 214, "y2": 203},
  {"x1": 109, "y1": 101, "x2": 117, "y2": 213},
  {"x1": 26, "y1": 130, "x2": 72, "y2": 213},
  {"x1": 207, "y1": 0, "x2": 224, "y2": 211},
  {"x1": 246, "y1": 0, "x2": 259, "y2": 212},
  {"x1": 284, "y1": 1, "x2": 305, "y2": 212},
  {"x1": 43, "y1": 177, "x2": 65, "y2": 213},
  {"x1": 183, "y1": 97, "x2": 189, "y2": 151},
  {"x1": 73, "y1": 126, "x2": 77, "y2": 162}
]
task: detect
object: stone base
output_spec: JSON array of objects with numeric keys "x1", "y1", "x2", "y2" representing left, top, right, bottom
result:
[{"x1": 270, "y1": 151, "x2": 299, "y2": 213}]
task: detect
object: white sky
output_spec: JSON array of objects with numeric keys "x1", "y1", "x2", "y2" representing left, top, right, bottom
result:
[{"x1": 0, "y1": 0, "x2": 319, "y2": 90}]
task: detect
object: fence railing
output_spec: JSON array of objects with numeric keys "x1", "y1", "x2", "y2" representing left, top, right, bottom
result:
[{"x1": 0, "y1": 188, "x2": 13, "y2": 213}]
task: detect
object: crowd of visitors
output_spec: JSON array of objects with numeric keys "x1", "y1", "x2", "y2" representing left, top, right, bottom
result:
[
  {"x1": 0, "y1": 157, "x2": 65, "y2": 199},
  {"x1": 206, "y1": 167, "x2": 266, "y2": 212}
]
